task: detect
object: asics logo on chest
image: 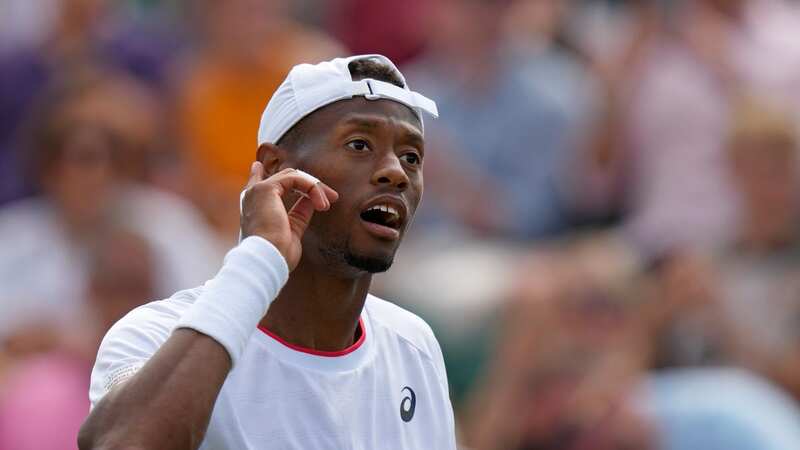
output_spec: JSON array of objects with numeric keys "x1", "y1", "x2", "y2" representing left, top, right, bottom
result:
[{"x1": 400, "y1": 386, "x2": 416, "y2": 422}]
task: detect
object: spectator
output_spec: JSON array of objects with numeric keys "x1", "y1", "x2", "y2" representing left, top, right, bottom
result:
[
  {"x1": 174, "y1": 0, "x2": 342, "y2": 240},
  {"x1": 580, "y1": 0, "x2": 800, "y2": 257},
  {"x1": 403, "y1": 0, "x2": 596, "y2": 240},
  {"x1": 0, "y1": 227, "x2": 155, "y2": 450},
  {"x1": 328, "y1": 0, "x2": 431, "y2": 66},
  {"x1": 463, "y1": 233, "x2": 654, "y2": 450},
  {"x1": 0, "y1": 69, "x2": 222, "y2": 340},
  {"x1": 643, "y1": 98, "x2": 800, "y2": 396},
  {"x1": 0, "y1": 0, "x2": 182, "y2": 205},
  {"x1": 714, "y1": 98, "x2": 800, "y2": 398},
  {"x1": 638, "y1": 368, "x2": 800, "y2": 450},
  {"x1": 644, "y1": 251, "x2": 732, "y2": 369}
]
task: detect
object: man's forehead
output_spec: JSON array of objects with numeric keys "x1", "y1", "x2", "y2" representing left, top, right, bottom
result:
[{"x1": 308, "y1": 97, "x2": 423, "y2": 137}]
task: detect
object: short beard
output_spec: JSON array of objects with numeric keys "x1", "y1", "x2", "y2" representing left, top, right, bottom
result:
[
  {"x1": 344, "y1": 251, "x2": 393, "y2": 273},
  {"x1": 320, "y1": 236, "x2": 394, "y2": 274}
]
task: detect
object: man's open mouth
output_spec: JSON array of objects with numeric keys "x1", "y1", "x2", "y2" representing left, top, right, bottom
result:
[{"x1": 360, "y1": 204, "x2": 402, "y2": 230}]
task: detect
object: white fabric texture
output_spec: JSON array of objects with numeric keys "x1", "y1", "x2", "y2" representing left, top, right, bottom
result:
[
  {"x1": 257, "y1": 54, "x2": 438, "y2": 146},
  {"x1": 89, "y1": 289, "x2": 457, "y2": 449},
  {"x1": 175, "y1": 236, "x2": 289, "y2": 366}
]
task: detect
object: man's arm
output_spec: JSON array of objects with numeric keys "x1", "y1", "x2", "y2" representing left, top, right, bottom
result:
[
  {"x1": 78, "y1": 329, "x2": 232, "y2": 450},
  {"x1": 78, "y1": 163, "x2": 337, "y2": 450}
]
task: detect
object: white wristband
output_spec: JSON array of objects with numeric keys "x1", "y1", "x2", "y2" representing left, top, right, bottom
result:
[{"x1": 175, "y1": 236, "x2": 289, "y2": 366}]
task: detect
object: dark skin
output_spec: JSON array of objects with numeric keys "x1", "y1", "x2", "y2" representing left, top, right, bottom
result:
[
  {"x1": 78, "y1": 97, "x2": 424, "y2": 450},
  {"x1": 258, "y1": 98, "x2": 424, "y2": 351}
]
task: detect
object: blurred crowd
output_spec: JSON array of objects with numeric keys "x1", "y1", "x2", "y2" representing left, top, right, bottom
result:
[{"x1": 2, "y1": 0, "x2": 800, "y2": 449}]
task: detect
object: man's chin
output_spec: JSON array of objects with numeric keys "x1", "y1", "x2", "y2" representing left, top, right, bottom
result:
[
  {"x1": 344, "y1": 251, "x2": 393, "y2": 274},
  {"x1": 314, "y1": 232, "x2": 398, "y2": 275}
]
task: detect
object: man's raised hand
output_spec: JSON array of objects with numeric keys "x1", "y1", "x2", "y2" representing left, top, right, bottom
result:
[{"x1": 241, "y1": 162, "x2": 339, "y2": 270}]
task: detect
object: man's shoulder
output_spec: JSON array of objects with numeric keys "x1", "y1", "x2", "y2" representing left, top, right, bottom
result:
[
  {"x1": 108, "y1": 286, "x2": 204, "y2": 334},
  {"x1": 364, "y1": 294, "x2": 440, "y2": 359}
]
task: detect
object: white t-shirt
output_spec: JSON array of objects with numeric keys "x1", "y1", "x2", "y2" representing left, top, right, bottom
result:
[{"x1": 89, "y1": 287, "x2": 457, "y2": 449}]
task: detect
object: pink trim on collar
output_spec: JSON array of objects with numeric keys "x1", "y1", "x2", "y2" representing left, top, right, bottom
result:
[{"x1": 257, "y1": 318, "x2": 366, "y2": 357}]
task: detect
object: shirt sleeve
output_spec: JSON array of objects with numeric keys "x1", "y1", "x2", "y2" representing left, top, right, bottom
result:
[{"x1": 88, "y1": 296, "x2": 190, "y2": 408}]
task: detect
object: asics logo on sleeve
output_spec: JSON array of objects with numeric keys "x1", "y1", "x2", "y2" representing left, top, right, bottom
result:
[{"x1": 400, "y1": 386, "x2": 416, "y2": 422}]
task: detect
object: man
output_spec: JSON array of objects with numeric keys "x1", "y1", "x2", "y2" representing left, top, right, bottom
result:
[{"x1": 78, "y1": 55, "x2": 456, "y2": 449}]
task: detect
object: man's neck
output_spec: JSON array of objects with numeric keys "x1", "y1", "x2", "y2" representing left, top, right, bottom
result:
[{"x1": 259, "y1": 259, "x2": 372, "y2": 352}]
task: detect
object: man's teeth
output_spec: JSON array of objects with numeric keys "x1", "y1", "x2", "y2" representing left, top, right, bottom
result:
[{"x1": 367, "y1": 204, "x2": 399, "y2": 217}]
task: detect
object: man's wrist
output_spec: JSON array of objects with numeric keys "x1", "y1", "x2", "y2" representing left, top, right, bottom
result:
[{"x1": 175, "y1": 236, "x2": 289, "y2": 366}]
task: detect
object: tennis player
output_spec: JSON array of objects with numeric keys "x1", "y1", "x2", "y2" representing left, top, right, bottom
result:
[{"x1": 78, "y1": 54, "x2": 456, "y2": 449}]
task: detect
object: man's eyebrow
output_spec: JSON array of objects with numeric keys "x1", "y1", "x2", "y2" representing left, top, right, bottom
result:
[
  {"x1": 401, "y1": 128, "x2": 424, "y2": 150},
  {"x1": 340, "y1": 116, "x2": 380, "y2": 129}
]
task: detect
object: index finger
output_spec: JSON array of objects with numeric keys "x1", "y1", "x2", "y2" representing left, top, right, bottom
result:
[
  {"x1": 293, "y1": 170, "x2": 339, "y2": 205},
  {"x1": 291, "y1": 169, "x2": 339, "y2": 204},
  {"x1": 246, "y1": 161, "x2": 265, "y2": 190},
  {"x1": 269, "y1": 169, "x2": 335, "y2": 211}
]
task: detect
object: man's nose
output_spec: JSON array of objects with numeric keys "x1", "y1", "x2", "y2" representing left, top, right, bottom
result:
[{"x1": 371, "y1": 152, "x2": 409, "y2": 191}]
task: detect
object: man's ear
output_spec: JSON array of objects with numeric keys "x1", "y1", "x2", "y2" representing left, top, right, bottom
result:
[{"x1": 256, "y1": 143, "x2": 287, "y2": 176}]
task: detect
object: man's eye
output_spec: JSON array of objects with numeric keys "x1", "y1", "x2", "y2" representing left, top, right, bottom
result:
[
  {"x1": 346, "y1": 139, "x2": 370, "y2": 152},
  {"x1": 401, "y1": 153, "x2": 421, "y2": 165}
]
